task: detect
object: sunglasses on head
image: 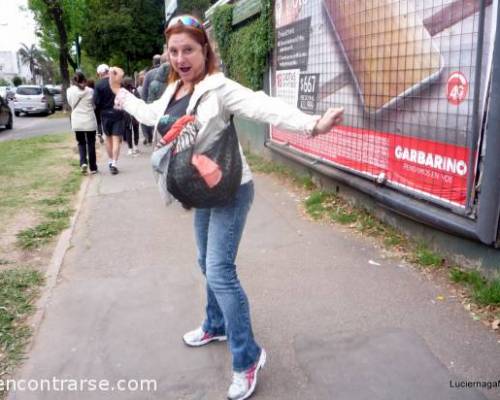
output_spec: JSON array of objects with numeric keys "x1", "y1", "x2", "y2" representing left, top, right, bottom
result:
[{"x1": 167, "y1": 15, "x2": 203, "y2": 30}]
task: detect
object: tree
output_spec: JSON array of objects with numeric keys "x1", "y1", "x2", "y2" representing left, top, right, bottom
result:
[
  {"x1": 27, "y1": 0, "x2": 173, "y2": 97},
  {"x1": 18, "y1": 43, "x2": 42, "y2": 84},
  {"x1": 12, "y1": 76, "x2": 23, "y2": 87},
  {"x1": 28, "y1": 0, "x2": 86, "y2": 108},
  {"x1": 37, "y1": 52, "x2": 60, "y2": 84},
  {"x1": 177, "y1": 0, "x2": 212, "y2": 18},
  {"x1": 82, "y1": 0, "x2": 166, "y2": 74}
]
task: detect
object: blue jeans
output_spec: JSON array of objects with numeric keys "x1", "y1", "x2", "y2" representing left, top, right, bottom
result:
[{"x1": 194, "y1": 181, "x2": 261, "y2": 372}]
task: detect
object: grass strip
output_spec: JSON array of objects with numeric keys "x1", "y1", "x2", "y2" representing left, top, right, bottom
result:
[
  {"x1": 0, "y1": 133, "x2": 76, "y2": 222},
  {"x1": 450, "y1": 268, "x2": 500, "y2": 305},
  {"x1": 0, "y1": 133, "x2": 81, "y2": 393},
  {"x1": 15, "y1": 165, "x2": 81, "y2": 249},
  {"x1": 0, "y1": 134, "x2": 81, "y2": 250},
  {"x1": 0, "y1": 268, "x2": 44, "y2": 378}
]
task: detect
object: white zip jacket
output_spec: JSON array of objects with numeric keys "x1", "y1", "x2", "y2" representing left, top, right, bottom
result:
[
  {"x1": 116, "y1": 72, "x2": 320, "y2": 184},
  {"x1": 67, "y1": 86, "x2": 98, "y2": 132}
]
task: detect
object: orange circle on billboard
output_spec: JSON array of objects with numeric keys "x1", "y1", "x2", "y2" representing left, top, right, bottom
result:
[{"x1": 447, "y1": 71, "x2": 468, "y2": 106}]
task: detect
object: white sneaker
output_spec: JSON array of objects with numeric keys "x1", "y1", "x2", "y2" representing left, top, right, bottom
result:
[
  {"x1": 127, "y1": 149, "x2": 133, "y2": 155},
  {"x1": 227, "y1": 349, "x2": 266, "y2": 400},
  {"x1": 80, "y1": 164, "x2": 88, "y2": 174},
  {"x1": 182, "y1": 327, "x2": 227, "y2": 347}
]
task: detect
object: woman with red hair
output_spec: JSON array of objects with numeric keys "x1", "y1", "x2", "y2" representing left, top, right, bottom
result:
[{"x1": 110, "y1": 14, "x2": 343, "y2": 400}]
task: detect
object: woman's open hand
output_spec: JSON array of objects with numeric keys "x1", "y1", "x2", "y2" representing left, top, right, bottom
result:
[
  {"x1": 312, "y1": 107, "x2": 344, "y2": 136},
  {"x1": 109, "y1": 67, "x2": 124, "y2": 94}
]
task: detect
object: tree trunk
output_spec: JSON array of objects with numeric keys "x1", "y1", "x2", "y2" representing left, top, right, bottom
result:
[
  {"x1": 30, "y1": 61, "x2": 36, "y2": 84},
  {"x1": 43, "y1": 0, "x2": 71, "y2": 111},
  {"x1": 67, "y1": 54, "x2": 77, "y2": 71}
]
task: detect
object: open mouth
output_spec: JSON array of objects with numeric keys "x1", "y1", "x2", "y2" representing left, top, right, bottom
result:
[{"x1": 179, "y1": 66, "x2": 191, "y2": 74}]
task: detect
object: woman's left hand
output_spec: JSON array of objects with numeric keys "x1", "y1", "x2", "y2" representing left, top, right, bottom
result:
[
  {"x1": 155, "y1": 138, "x2": 167, "y2": 149},
  {"x1": 312, "y1": 107, "x2": 344, "y2": 136}
]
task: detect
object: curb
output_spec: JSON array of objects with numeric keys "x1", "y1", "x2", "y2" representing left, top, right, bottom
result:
[{"x1": 24, "y1": 175, "x2": 91, "y2": 353}]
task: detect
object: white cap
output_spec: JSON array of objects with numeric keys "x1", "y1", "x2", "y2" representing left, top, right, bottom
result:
[{"x1": 96, "y1": 64, "x2": 109, "y2": 74}]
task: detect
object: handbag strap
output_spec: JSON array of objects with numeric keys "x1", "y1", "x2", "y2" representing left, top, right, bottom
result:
[
  {"x1": 187, "y1": 93, "x2": 235, "y2": 136},
  {"x1": 171, "y1": 92, "x2": 234, "y2": 154},
  {"x1": 72, "y1": 94, "x2": 84, "y2": 111},
  {"x1": 188, "y1": 95, "x2": 204, "y2": 146},
  {"x1": 189, "y1": 94, "x2": 204, "y2": 116},
  {"x1": 168, "y1": 93, "x2": 204, "y2": 153}
]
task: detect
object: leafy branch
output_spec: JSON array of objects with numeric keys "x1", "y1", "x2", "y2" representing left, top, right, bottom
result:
[{"x1": 212, "y1": 0, "x2": 273, "y2": 90}]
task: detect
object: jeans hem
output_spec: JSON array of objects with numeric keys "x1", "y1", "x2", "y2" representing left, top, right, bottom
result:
[{"x1": 233, "y1": 347, "x2": 262, "y2": 372}]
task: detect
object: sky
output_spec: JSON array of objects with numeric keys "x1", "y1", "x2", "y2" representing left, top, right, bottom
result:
[{"x1": 0, "y1": 0, "x2": 38, "y2": 52}]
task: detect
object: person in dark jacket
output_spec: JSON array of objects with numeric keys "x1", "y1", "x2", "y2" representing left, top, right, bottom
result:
[
  {"x1": 146, "y1": 53, "x2": 169, "y2": 103},
  {"x1": 122, "y1": 76, "x2": 141, "y2": 155},
  {"x1": 93, "y1": 64, "x2": 125, "y2": 175},
  {"x1": 140, "y1": 55, "x2": 162, "y2": 145},
  {"x1": 86, "y1": 78, "x2": 104, "y2": 144}
]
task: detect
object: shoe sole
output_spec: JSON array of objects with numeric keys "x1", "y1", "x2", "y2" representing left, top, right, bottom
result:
[
  {"x1": 183, "y1": 335, "x2": 227, "y2": 347},
  {"x1": 229, "y1": 348, "x2": 267, "y2": 400}
]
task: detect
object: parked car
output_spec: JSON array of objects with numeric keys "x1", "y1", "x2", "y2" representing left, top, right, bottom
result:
[
  {"x1": 0, "y1": 95, "x2": 13, "y2": 129},
  {"x1": 0, "y1": 86, "x2": 15, "y2": 101},
  {"x1": 46, "y1": 85, "x2": 63, "y2": 109},
  {"x1": 13, "y1": 85, "x2": 55, "y2": 116}
]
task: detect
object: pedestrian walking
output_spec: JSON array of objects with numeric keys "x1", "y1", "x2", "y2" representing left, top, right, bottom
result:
[
  {"x1": 67, "y1": 71, "x2": 98, "y2": 174},
  {"x1": 109, "y1": 14, "x2": 343, "y2": 400},
  {"x1": 140, "y1": 55, "x2": 162, "y2": 145},
  {"x1": 136, "y1": 70, "x2": 146, "y2": 97},
  {"x1": 122, "y1": 77, "x2": 140, "y2": 155},
  {"x1": 86, "y1": 78, "x2": 104, "y2": 144},
  {"x1": 94, "y1": 64, "x2": 125, "y2": 175},
  {"x1": 146, "y1": 53, "x2": 169, "y2": 103}
]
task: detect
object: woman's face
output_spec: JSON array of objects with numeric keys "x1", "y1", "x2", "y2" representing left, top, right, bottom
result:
[{"x1": 168, "y1": 32, "x2": 206, "y2": 85}]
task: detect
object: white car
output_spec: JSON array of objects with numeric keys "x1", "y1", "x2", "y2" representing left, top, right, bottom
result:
[
  {"x1": 13, "y1": 85, "x2": 56, "y2": 116},
  {"x1": 0, "y1": 86, "x2": 15, "y2": 101},
  {"x1": 46, "y1": 85, "x2": 63, "y2": 109}
]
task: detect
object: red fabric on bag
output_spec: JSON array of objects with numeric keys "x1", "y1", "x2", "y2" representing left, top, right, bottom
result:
[
  {"x1": 191, "y1": 154, "x2": 222, "y2": 188},
  {"x1": 162, "y1": 115, "x2": 196, "y2": 144}
]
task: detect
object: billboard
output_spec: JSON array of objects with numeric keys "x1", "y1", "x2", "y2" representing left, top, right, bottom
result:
[
  {"x1": 271, "y1": 0, "x2": 494, "y2": 209},
  {"x1": 165, "y1": 0, "x2": 177, "y2": 22}
]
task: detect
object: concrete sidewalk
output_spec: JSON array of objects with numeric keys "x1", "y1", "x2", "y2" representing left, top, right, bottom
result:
[{"x1": 8, "y1": 149, "x2": 500, "y2": 400}]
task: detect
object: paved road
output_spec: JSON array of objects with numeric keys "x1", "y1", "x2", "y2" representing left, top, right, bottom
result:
[{"x1": 0, "y1": 113, "x2": 71, "y2": 142}]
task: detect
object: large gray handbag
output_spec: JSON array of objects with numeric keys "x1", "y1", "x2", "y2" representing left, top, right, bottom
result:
[
  {"x1": 166, "y1": 99, "x2": 242, "y2": 209},
  {"x1": 151, "y1": 95, "x2": 243, "y2": 209}
]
